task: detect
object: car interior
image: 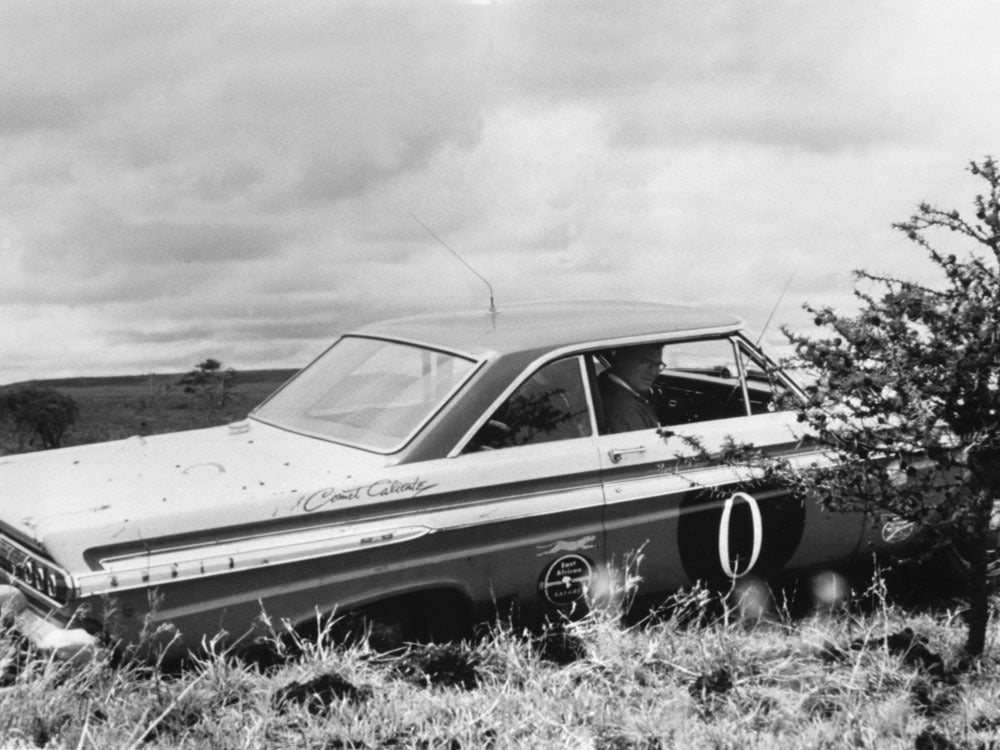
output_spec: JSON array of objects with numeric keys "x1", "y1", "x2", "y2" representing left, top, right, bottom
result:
[
  {"x1": 589, "y1": 340, "x2": 783, "y2": 433},
  {"x1": 466, "y1": 338, "x2": 789, "y2": 451}
]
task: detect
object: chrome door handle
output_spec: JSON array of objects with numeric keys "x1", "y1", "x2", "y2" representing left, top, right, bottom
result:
[{"x1": 609, "y1": 446, "x2": 646, "y2": 463}]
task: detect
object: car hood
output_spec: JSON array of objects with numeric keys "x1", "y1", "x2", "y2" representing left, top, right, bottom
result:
[{"x1": 0, "y1": 420, "x2": 391, "y2": 567}]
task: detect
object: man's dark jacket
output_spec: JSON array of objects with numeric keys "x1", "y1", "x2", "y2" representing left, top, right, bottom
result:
[{"x1": 597, "y1": 372, "x2": 659, "y2": 434}]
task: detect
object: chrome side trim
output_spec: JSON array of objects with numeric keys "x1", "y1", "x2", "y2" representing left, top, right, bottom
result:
[
  {"x1": 78, "y1": 524, "x2": 433, "y2": 597},
  {"x1": 75, "y1": 470, "x2": 604, "y2": 596},
  {"x1": 602, "y1": 449, "x2": 837, "y2": 507}
]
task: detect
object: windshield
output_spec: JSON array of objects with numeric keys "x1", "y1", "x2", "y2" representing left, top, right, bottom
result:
[{"x1": 252, "y1": 336, "x2": 477, "y2": 452}]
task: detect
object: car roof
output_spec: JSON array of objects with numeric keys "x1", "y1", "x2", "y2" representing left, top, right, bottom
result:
[{"x1": 353, "y1": 300, "x2": 744, "y2": 359}]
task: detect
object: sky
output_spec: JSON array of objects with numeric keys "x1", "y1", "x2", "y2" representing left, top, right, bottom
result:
[{"x1": 2, "y1": 0, "x2": 999, "y2": 384}]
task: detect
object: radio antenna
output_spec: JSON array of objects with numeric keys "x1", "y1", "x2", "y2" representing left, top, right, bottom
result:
[
  {"x1": 410, "y1": 213, "x2": 497, "y2": 315},
  {"x1": 755, "y1": 264, "x2": 798, "y2": 347}
]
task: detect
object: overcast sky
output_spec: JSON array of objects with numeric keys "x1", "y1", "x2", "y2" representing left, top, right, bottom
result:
[{"x1": 2, "y1": 1, "x2": 998, "y2": 384}]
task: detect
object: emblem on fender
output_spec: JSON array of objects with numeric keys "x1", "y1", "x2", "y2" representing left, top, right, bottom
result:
[
  {"x1": 535, "y1": 535, "x2": 597, "y2": 557},
  {"x1": 538, "y1": 554, "x2": 593, "y2": 606},
  {"x1": 881, "y1": 517, "x2": 917, "y2": 544}
]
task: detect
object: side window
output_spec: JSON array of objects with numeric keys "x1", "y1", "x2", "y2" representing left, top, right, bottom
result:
[
  {"x1": 594, "y1": 339, "x2": 752, "y2": 434},
  {"x1": 465, "y1": 357, "x2": 592, "y2": 451},
  {"x1": 656, "y1": 339, "x2": 749, "y2": 424}
]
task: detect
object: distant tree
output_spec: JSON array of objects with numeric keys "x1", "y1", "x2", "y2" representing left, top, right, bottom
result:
[
  {"x1": 179, "y1": 358, "x2": 236, "y2": 408},
  {"x1": 783, "y1": 156, "x2": 1000, "y2": 657},
  {"x1": 179, "y1": 358, "x2": 223, "y2": 386},
  {"x1": 0, "y1": 387, "x2": 80, "y2": 451}
]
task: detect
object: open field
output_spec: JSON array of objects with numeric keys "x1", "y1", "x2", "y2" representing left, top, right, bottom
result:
[{"x1": 1, "y1": 369, "x2": 299, "y2": 451}]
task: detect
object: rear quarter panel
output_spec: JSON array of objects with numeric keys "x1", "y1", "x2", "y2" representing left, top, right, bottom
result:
[{"x1": 80, "y1": 437, "x2": 607, "y2": 649}]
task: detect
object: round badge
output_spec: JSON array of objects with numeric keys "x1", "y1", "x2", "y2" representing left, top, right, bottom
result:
[
  {"x1": 881, "y1": 517, "x2": 916, "y2": 544},
  {"x1": 538, "y1": 554, "x2": 593, "y2": 606}
]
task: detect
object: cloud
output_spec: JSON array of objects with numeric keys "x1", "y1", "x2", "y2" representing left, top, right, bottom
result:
[
  {"x1": 1, "y1": 0, "x2": 998, "y2": 384},
  {"x1": 0, "y1": 1, "x2": 209, "y2": 135},
  {"x1": 1, "y1": 202, "x2": 297, "y2": 310},
  {"x1": 35, "y1": 205, "x2": 287, "y2": 266},
  {"x1": 483, "y1": 2, "x2": 915, "y2": 151},
  {"x1": 105, "y1": 326, "x2": 216, "y2": 347}
]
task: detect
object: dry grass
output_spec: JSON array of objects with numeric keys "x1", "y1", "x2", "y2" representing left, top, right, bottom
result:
[
  {"x1": 58, "y1": 373, "x2": 288, "y2": 446},
  {"x1": 1, "y1": 584, "x2": 998, "y2": 749}
]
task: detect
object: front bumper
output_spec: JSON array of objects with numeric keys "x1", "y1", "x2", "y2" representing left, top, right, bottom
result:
[{"x1": 0, "y1": 584, "x2": 97, "y2": 661}]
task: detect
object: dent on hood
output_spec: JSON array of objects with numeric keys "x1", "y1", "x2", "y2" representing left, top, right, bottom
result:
[{"x1": 181, "y1": 463, "x2": 227, "y2": 475}]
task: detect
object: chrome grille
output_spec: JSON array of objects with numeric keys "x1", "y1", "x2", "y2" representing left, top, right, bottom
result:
[{"x1": 0, "y1": 534, "x2": 72, "y2": 604}]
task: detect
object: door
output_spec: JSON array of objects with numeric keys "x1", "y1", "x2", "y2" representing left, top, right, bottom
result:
[
  {"x1": 448, "y1": 354, "x2": 606, "y2": 621},
  {"x1": 590, "y1": 336, "x2": 865, "y2": 608}
]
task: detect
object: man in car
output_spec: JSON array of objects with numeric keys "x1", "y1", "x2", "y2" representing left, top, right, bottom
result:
[{"x1": 597, "y1": 344, "x2": 663, "y2": 433}]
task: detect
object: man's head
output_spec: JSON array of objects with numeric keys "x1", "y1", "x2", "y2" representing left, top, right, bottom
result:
[{"x1": 609, "y1": 344, "x2": 664, "y2": 395}]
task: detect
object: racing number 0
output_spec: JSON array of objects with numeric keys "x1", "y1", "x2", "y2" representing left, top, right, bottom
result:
[
  {"x1": 677, "y1": 486, "x2": 805, "y2": 586},
  {"x1": 718, "y1": 491, "x2": 762, "y2": 578}
]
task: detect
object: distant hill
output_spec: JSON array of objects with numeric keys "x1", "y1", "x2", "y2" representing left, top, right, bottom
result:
[{"x1": 4, "y1": 368, "x2": 302, "y2": 390}]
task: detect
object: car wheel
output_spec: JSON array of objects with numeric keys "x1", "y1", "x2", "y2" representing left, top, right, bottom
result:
[
  {"x1": 365, "y1": 605, "x2": 415, "y2": 652},
  {"x1": 333, "y1": 592, "x2": 472, "y2": 651},
  {"x1": 328, "y1": 604, "x2": 414, "y2": 652}
]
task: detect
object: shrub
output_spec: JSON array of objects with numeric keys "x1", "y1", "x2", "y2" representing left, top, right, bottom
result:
[
  {"x1": 178, "y1": 358, "x2": 236, "y2": 408},
  {"x1": 783, "y1": 156, "x2": 1000, "y2": 656},
  {"x1": 0, "y1": 386, "x2": 79, "y2": 451}
]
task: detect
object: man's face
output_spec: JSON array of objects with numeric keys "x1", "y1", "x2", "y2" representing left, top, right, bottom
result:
[{"x1": 613, "y1": 345, "x2": 664, "y2": 395}]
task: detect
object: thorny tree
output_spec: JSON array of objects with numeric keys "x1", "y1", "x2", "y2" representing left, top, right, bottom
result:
[
  {"x1": 784, "y1": 157, "x2": 1000, "y2": 656},
  {"x1": 179, "y1": 358, "x2": 236, "y2": 408}
]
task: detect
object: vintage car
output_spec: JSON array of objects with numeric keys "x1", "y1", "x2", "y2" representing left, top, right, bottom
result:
[{"x1": 0, "y1": 301, "x2": 907, "y2": 659}]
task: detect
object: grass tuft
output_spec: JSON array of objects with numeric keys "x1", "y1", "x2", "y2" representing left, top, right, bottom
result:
[{"x1": 2, "y1": 572, "x2": 1000, "y2": 746}]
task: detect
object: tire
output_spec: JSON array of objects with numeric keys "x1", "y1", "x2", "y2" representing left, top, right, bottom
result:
[
  {"x1": 364, "y1": 605, "x2": 414, "y2": 652},
  {"x1": 339, "y1": 592, "x2": 472, "y2": 652}
]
